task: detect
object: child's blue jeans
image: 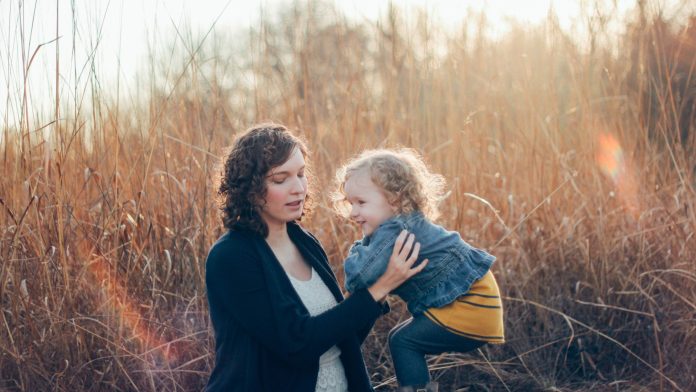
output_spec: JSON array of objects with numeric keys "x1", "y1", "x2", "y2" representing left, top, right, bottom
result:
[{"x1": 388, "y1": 314, "x2": 486, "y2": 387}]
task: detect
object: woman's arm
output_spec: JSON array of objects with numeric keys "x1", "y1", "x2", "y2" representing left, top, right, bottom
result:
[{"x1": 206, "y1": 238, "x2": 389, "y2": 367}]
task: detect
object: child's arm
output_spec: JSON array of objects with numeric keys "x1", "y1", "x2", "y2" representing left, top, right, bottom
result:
[{"x1": 344, "y1": 220, "x2": 405, "y2": 293}]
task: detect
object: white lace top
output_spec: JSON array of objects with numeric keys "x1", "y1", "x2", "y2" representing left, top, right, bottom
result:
[{"x1": 287, "y1": 267, "x2": 349, "y2": 392}]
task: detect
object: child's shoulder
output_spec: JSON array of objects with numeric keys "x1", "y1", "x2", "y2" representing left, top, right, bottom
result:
[
  {"x1": 372, "y1": 211, "x2": 435, "y2": 240},
  {"x1": 372, "y1": 217, "x2": 407, "y2": 237},
  {"x1": 381, "y1": 212, "x2": 423, "y2": 231}
]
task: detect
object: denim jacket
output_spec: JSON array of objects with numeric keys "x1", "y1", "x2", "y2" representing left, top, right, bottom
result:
[{"x1": 344, "y1": 211, "x2": 495, "y2": 315}]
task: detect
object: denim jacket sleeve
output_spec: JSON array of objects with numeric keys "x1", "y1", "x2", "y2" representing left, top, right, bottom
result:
[{"x1": 343, "y1": 220, "x2": 404, "y2": 293}]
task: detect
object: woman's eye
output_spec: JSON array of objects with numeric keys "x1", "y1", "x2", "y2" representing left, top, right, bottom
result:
[
  {"x1": 272, "y1": 177, "x2": 286, "y2": 184},
  {"x1": 298, "y1": 172, "x2": 305, "y2": 178}
]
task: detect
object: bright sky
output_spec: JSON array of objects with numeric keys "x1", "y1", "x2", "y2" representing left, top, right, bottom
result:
[{"x1": 0, "y1": 0, "x2": 692, "y2": 131}]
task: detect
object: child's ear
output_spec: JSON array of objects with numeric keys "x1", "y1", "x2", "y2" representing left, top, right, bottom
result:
[
  {"x1": 389, "y1": 201, "x2": 399, "y2": 214},
  {"x1": 385, "y1": 194, "x2": 399, "y2": 214}
]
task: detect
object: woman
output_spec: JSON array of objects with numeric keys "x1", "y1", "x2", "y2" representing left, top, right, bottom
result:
[{"x1": 205, "y1": 123, "x2": 427, "y2": 391}]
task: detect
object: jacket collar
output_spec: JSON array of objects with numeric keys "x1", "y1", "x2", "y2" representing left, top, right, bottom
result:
[
  {"x1": 364, "y1": 211, "x2": 425, "y2": 242},
  {"x1": 394, "y1": 210, "x2": 425, "y2": 226}
]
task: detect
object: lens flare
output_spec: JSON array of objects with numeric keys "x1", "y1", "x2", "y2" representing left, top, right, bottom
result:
[
  {"x1": 84, "y1": 246, "x2": 178, "y2": 364},
  {"x1": 596, "y1": 134, "x2": 623, "y2": 181},
  {"x1": 596, "y1": 133, "x2": 639, "y2": 216}
]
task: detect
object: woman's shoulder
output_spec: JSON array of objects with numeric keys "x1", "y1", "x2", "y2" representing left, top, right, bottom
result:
[
  {"x1": 288, "y1": 222, "x2": 331, "y2": 260},
  {"x1": 206, "y1": 230, "x2": 260, "y2": 269},
  {"x1": 211, "y1": 229, "x2": 256, "y2": 248},
  {"x1": 288, "y1": 221, "x2": 321, "y2": 245}
]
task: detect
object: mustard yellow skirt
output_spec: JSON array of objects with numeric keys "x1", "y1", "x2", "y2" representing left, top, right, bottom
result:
[{"x1": 424, "y1": 270, "x2": 505, "y2": 344}]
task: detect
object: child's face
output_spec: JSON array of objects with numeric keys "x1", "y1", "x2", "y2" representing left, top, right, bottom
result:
[{"x1": 343, "y1": 169, "x2": 397, "y2": 236}]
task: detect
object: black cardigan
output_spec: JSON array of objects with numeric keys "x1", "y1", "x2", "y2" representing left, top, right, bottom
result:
[{"x1": 205, "y1": 222, "x2": 387, "y2": 391}]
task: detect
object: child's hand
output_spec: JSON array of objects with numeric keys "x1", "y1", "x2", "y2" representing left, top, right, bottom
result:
[{"x1": 367, "y1": 230, "x2": 429, "y2": 302}]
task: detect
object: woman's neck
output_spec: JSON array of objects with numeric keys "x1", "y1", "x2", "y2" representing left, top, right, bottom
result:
[{"x1": 265, "y1": 221, "x2": 290, "y2": 246}]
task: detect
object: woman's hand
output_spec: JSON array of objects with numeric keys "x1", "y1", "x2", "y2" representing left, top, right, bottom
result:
[{"x1": 368, "y1": 230, "x2": 428, "y2": 302}]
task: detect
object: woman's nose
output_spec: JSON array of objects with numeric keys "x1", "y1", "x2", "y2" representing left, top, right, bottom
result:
[
  {"x1": 291, "y1": 176, "x2": 306, "y2": 194},
  {"x1": 349, "y1": 205, "x2": 358, "y2": 218}
]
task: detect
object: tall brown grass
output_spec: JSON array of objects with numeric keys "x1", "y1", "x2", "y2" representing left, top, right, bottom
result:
[{"x1": 1, "y1": 1, "x2": 695, "y2": 391}]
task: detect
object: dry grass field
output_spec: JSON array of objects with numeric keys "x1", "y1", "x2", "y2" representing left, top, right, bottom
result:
[{"x1": 1, "y1": 1, "x2": 695, "y2": 391}]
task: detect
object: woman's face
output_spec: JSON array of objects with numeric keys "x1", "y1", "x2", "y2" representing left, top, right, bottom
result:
[{"x1": 260, "y1": 147, "x2": 308, "y2": 229}]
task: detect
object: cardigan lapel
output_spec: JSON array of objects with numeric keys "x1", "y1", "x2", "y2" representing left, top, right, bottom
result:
[
  {"x1": 288, "y1": 223, "x2": 345, "y2": 303},
  {"x1": 249, "y1": 223, "x2": 345, "y2": 305},
  {"x1": 248, "y1": 230, "x2": 305, "y2": 302}
]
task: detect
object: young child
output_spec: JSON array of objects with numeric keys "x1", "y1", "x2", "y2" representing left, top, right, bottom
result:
[{"x1": 334, "y1": 148, "x2": 505, "y2": 392}]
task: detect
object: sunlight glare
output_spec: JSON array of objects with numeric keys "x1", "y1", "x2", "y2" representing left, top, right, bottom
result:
[{"x1": 596, "y1": 133, "x2": 640, "y2": 216}]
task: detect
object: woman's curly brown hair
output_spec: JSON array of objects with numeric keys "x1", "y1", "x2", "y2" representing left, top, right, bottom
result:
[
  {"x1": 333, "y1": 148, "x2": 446, "y2": 221},
  {"x1": 217, "y1": 123, "x2": 312, "y2": 237}
]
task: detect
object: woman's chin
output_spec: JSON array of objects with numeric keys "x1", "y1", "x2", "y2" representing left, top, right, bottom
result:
[{"x1": 288, "y1": 210, "x2": 304, "y2": 221}]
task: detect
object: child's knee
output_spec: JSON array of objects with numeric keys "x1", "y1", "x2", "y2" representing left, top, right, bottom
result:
[{"x1": 388, "y1": 327, "x2": 403, "y2": 348}]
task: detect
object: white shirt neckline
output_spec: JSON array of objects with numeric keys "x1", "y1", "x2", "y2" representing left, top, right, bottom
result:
[{"x1": 287, "y1": 266, "x2": 314, "y2": 283}]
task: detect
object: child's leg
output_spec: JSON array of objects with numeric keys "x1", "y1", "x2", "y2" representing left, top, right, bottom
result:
[{"x1": 388, "y1": 314, "x2": 486, "y2": 387}]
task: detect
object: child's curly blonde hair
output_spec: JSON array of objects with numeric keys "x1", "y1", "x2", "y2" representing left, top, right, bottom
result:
[{"x1": 333, "y1": 148, "x2": 447, "y2": 221}]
